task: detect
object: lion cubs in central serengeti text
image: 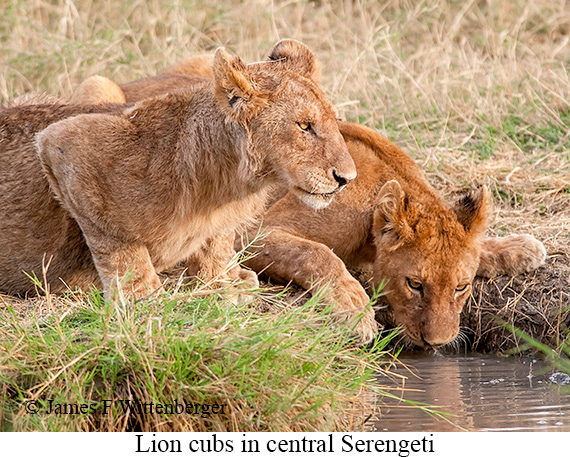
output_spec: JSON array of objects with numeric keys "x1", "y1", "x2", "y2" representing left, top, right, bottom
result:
[{"x1": 0, "y1": 40, "x2": 372, "y2": 336}]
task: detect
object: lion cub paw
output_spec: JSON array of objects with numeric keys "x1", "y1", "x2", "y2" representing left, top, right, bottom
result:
[
  {"x1": 216, "y1": 265, "x2": 260, "y2": 306},
  {"x1": 353, "y1": 309, "x2": 379, "y2": 345},
  {"x1": 513, "y1": 234, "x2": 547, "y2": 273},
  {"x1": 232, "y1": 266, "x2": 260, "y2": 289},
  {"x1": 478, "y1": 234, "x2": 547, "y2": 278},
  {"x1": 326, "y1": 277, "x2": 378, "y2": 345}
]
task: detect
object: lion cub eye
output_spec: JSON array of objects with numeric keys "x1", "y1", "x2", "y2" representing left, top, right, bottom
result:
[
  {"x1": 297, "y1": 122, "x2": 311, "y2": 131},
  {"x1": 407, "y1": 278, "x2": 423, "y2": 292},
  {"x1": 455, "y1": 283, "x2": 470, "y2": 293}
]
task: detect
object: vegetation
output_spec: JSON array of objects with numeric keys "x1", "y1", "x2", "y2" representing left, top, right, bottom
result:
[
  {"x1": 504, "y1": 321, "x2": 570, "y2": 373},
  {"x1": 0, "y1": 281, "x2": 404, "y2": 431},
  {"x1": 1, "y1": 0, "x2": 567, "y2": 247}
]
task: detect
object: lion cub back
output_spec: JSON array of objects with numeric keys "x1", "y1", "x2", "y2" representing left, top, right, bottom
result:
[{"x1": 0, "y1": 99, "x2": 127, "y2": 295}]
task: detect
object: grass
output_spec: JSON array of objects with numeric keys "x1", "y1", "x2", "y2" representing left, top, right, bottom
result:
[
  {"x1": 503, "y1": 322, "x2": 570, "y2": 379},
  {"x1": 0, "y1": 280, "x2": 405, "y2": 432}
]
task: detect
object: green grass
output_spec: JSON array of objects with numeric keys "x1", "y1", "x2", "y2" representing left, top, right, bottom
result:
[
  {"x1": 504, "y1": 322, "x2": 570, "y2": 377},
  {"x1": 0, "y1": 283, "x2": 401, "y2": 432},
  {"x1": 502, "y1": 112, "x2": 570, "y2": 155}
]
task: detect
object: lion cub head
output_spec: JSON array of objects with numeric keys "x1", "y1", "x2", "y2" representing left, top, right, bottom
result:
[
  {"x1": 372, "y1": 180, "x2": 492, "y2": 349},
  {"x1": 212, "y1": 39, "x2": 356, "y2": 209}
]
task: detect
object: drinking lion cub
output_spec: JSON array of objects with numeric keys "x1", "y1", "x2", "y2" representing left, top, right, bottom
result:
[
  {"x1": 69, "y1": 59, "x2": 547, "y2": 348},
  {"x1": 247, "y1": 123, "x2": 546, "y2": 349},
  {"x1": 0, "y1": 41, "x2": 358, "y2": 312}
]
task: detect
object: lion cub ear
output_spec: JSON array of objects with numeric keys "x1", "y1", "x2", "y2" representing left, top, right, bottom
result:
[
  {"x1": 212, "y1": 47, "x2": 266, "y2": 121},
  {"x1": 372, "y1": 180, "x2": 413, "y2": 244},
  {"x1": 267, "y1": 39, "x2": 321, "y2": 83},
  {"x1": 452, "y1": 186, "x2": 492, "y2": 238}
]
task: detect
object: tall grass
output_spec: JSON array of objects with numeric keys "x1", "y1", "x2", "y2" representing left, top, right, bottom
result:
[
  {"x1": 0, "y1": 282, "x2": 401, "y2": 432},
  {"x1": 504, "y1": 322, "x2": 570, "y2": 375}
]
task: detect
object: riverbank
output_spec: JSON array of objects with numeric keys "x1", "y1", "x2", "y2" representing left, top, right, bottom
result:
[{"x1": 0, "y1": 283, "x2": 401, "y2": 432}]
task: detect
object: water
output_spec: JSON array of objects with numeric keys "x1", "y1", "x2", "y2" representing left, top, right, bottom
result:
[{"x1": 374, "y1": 353, "x2": 570, "y2": 432}]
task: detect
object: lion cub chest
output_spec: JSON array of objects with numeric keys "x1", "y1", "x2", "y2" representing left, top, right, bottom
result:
[{"x1": 150, "y1": 191, "x2": 266, "y2": 271}]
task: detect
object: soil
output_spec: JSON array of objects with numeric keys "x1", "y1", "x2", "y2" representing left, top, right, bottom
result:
[{"x1": 464, "y1": 253, "x2": 570, "y2": 353}]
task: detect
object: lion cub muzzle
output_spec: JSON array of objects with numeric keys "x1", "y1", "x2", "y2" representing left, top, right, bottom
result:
[
  {"x1": 326, "y1": 136, "x2": 357, "y2": 191},
  {"x1": 291, "y1": 141, "x2": 356, "y2": 209},
  {"x1": 331, "y1": 167, "x2": 353, "y2": 189},
  {"x1": 419, "y1": 326, "x2": 460, "y2": 350},
  {"x1": 293, "y1": 166, "x2": 355, "y2": 209}
]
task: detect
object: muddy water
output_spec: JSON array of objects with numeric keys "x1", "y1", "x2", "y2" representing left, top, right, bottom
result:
[{"x1": 375, "y1": 353, "x2": 570, "y2": 432}]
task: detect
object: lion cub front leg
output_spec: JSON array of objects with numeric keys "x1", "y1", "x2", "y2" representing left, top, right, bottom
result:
[
  {"x1": 477, "y1": 234, "x2": 547, "y2": 278},
  {"x1": 186, "y1": 231, "x2": 259, "y2": 288},
  {"x1": 79, "y1": 225, "x2": 163, "y2": 301},
  {"x1": 242, "y1": 228, "x2": 378, "y2": 344}
]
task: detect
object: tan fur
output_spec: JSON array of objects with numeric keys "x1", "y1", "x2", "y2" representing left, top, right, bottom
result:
[
  {"x1": 167, "y1": 54, "x2": 215, "y2": 78},
  {"x1": 69, "y1": 75, "x2": 127, "y2": 105},
  {"x1": 69, "y1": 57, "x2": 547, "y2": 347},
  {"x1": 70, "y1": 57, "x2": 214, "y2": 105},
  {"x1": 0, "y1": 99, "x2": 125, "y2": 295},
  {"x1": 0, "y1": 40, "x2": 357, "y2": 303}
]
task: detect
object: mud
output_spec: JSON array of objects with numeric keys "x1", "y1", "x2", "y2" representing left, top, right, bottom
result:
[{"x1": 464, "y1": 253, "x2": 570, "y2": 352}]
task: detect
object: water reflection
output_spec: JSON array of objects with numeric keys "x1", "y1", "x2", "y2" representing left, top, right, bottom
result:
[{"x1": 375, "y1": 353, "x2": 570, "y2": 432}]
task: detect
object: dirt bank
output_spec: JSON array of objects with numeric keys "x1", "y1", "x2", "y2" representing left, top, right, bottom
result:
[{"x1": 464, "y1": 253, "x2": 570, "y2": 353}]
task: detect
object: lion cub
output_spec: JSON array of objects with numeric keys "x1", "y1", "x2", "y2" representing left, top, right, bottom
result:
[
  {"x1": 0, "y1": 40, "x2": 357, "y2": 308},
  {"x1": 68, "y1": 56, "x2": 546, "y2": 347},
  {"x1": 246, "y1": 123, "x2": 546, "y2": 349}
]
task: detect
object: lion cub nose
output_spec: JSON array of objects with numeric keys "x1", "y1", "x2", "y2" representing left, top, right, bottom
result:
[
  {"x1": 420, "y1": 332, "x2": 452, "y2": 349},
  {"x1": 331, "y1": 167, "x2": 356, "y2": 190}
]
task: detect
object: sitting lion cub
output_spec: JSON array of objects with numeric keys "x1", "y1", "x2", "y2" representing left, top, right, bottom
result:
[
  {"x1": 68, "y1": 57, "x2": 546, "y2": 348},
  {"x1": 0, "y1": 41, "x2": 357, "y2": 308}
]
